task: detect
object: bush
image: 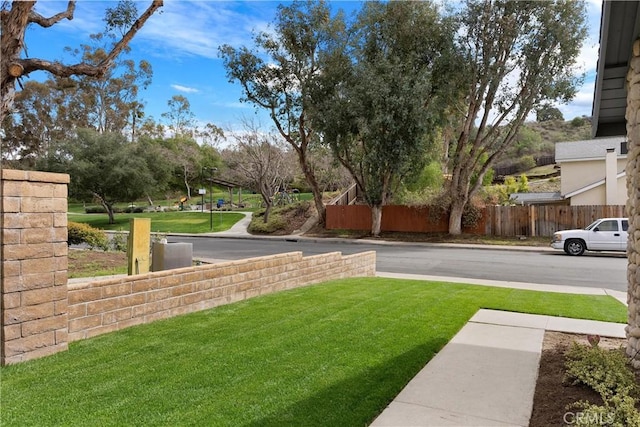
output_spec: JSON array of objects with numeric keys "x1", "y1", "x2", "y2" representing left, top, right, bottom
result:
[
  {"x1": 565, "y1": 341, "x2": 640, "y2": 426},
  {"x1": 110, "y1": 233, "x2": 128, "y2": 252},
  {"x1": 85, "y1": 206, "x2": 107, "y2": 214},
  {"x1": 565, "y1": 342, "x2": 637, "y2": 400},
  {"x1": 248, "y1": 214, "x2": 288, "y2": 234},
  {"x1": 123, "y1": 206, "x2": 145, "y2": 213},
  {"x1": 68, "y1": 222, "x2": 109, "y2": 251}
]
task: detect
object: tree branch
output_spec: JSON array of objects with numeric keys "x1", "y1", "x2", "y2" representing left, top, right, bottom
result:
[
  {"x1": 28, "y1": 1, "x2": 75, "y2": 27},
  {"x1": 14, "y1": 1, "x2": 163, "y2": 79}
]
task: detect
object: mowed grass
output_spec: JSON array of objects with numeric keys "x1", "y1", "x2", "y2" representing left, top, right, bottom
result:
[
  {"x1": 1, "y1": 277, "x2": 626, "y2": 426},
  {"x1": 68, "y1": 211, "x2": 245, "y2": 233}
]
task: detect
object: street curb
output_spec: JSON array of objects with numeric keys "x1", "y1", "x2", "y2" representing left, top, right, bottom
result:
[{"x1": 161, "y1": 232, "x2": 556, "y2": 253}]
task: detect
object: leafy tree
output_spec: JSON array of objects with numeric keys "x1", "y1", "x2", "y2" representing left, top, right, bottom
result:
[
  {"x1": 312, "y1": 1, "x2": 458, "y2": 236},
  {"x1": 162, "y1": 95, "x2": 196, "y2": 138},
  {"x1": 2, "y1": 35, "x2": 152, "y2": 166},
  {"x1": 1, "y1": 80, "x2": 74, "y2": 168},
  {"x1": 63, "y1": 35, "x2": 153, "y2": 134},
  {"x1": 41, "y1": 129, "x2": 157, "y2": 223},
  {"x1": 196, "y1": 123, "x2": 225, "y2": 148},
  {"x1": 0, "y1": 0, "x2": 162, "y2": 124},
  {"x1": 446, "y1": 0, "x2": 588, "y2": 234},
  {"x1": 219, "y1": 0, "x2": 345, "y2": 224},
  {"x1": 536, "y1": 105, "x2": 565, "y2": 122}
]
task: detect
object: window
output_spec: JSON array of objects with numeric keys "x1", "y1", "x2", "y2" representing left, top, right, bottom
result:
[
  {"x1": 596, "y1": 220, "x2": 618, "y2": 232},
  {"x1": 623, "y1": 220, "x2": 629, "y2": 231}
]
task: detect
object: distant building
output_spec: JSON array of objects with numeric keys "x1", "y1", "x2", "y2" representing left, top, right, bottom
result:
[{"x1": 555, "y1": 137, "x2": 627, "y2": 205}]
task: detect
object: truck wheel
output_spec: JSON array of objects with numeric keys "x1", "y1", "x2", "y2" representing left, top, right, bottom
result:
[{"x1": 564, "y1": 239, "x2": 585, "y2": 256}]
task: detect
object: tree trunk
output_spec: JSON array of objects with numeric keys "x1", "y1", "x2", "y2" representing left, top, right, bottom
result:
[
  {"x1": 295, "y1": 148, "x2": 326, "y2": 225},
  {"x1": 1, "y1": 2, "x2": 34, "y2": 124},
  {"x1": 371, "y1": 204, "x2": 382, "y2": 237},
  {"x1": 263, "y1": 201, "x2": 273, "y2": 223},
  {"x1": 183, "y1": 167, "x2": 192, "y2": 200},
  {"x1": 448, "y1": 198, "x2": 465, "y2": 236},
  {"x1": 626, "y1": 40, "x2": 640, "y2": 368}
]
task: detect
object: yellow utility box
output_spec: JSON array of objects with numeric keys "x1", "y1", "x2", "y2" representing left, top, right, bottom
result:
[{"x1": 127, "y1": 218, "x2": 151, "y2": 275}]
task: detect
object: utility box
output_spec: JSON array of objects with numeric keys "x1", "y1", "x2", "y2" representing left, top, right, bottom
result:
[
  {"x1": 151, "y1": 242, "x2": 193, "y2": 272},
  {"x1": 128, "y1": 218, "x2": 151, "y2": 275}
]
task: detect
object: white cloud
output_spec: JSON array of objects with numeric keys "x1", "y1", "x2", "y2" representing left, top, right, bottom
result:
[
  {"x1": 137, "y1": 1, "x2": 272, "y2": 60},
  {"x1": 171, "y1": 84, "x2": 199, "y2": 93}
]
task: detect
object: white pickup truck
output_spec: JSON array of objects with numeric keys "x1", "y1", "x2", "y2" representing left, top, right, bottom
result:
[{"x1": 551, "y1": 218, "x2": 628, "y2": 256}]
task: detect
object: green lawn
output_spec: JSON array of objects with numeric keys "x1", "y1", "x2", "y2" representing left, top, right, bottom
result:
[
  {"x1": 68, "y1": 211, "x2": 245, "y2": 233},
  {"x1": 1, "y1": 277, "x2": 626, "y2": 426}
]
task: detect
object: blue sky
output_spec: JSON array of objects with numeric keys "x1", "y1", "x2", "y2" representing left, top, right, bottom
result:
[{"x1": 25, "y1": 0, "x2": 604, "y2": 135}]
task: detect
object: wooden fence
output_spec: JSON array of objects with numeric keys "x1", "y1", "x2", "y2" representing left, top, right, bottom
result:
[
  {"x1": 485, "y1": 205, "x2": 626, "y2": 236},
  {"x1": 326, "y1": 204, "x2": 627, "y2": 237}
]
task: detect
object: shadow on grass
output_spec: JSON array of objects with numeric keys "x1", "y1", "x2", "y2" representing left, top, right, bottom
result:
[{"x1": 247, "y1": 339, "x2": 448, "y2": 426}]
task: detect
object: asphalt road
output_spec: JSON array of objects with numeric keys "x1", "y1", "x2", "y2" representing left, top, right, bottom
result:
[{"x1": 167, "y1": 235, "x2": 629, "y2": 292}]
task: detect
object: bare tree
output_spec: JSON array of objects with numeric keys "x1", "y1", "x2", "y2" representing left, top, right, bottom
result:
[
  {"x1": 0, "y1": 0, "x2": 163, "y2": 124},
  {"x1": 223, "y1": 120, "x2": 290, "y2": 223}
]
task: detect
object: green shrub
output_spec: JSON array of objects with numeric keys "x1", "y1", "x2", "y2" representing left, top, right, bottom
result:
[
  {"x1": 565, "y1": 342, "x2": 637, "y2": 400},
  {"x1": 68, "y1": 222, "x2": 109, "y2": 251},
  {"x1": 123, "y1": 206, "x2": 145, "y2": 213},
  {"x1": 248, "y1": 215, "x2": 287, "y2": 233},
  {"x1": 569, "y1": 395, "x2": 640, "y2": 427},
  {"x1": 515, "y1": 155, "x2": 536, "y2": 172},
  {"x1": 109, "y1": 233, "x2": 127, "y2": 252},
  {"x1": 85, "y1": 206, "x2": 107, "y2": 214}
]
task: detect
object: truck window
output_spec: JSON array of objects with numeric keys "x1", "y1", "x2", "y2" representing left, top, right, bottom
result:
[{"x1": 597, "y1": 220, "x2": 618, "y2": 232}]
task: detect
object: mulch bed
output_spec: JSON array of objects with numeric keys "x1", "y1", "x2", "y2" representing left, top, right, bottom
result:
[{"x1": 530, "y1": 331, "x2": 626, "y2": 426}]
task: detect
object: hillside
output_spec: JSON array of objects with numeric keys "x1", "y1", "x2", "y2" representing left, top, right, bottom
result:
[{"x1": 493, "y1": 116, "x2": 591, "y2": 177}]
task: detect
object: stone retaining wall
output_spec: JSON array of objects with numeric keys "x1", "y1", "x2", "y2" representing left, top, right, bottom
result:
[{"x1": 67, "y1": 251, "x2": 376, "y2": 342}]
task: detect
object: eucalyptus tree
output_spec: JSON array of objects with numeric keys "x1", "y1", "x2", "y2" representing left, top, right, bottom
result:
[
  {"x1": 0, "y1": 0, "x2": 162, "y2": 125},
  {"x1": 162, "y1": 95, "x2": 196, "y2": 138},
  {"x1": 2, "y1": 36, "x2": 153, "y2": 166},
  {"x1": 1, "y1": 80, "x2": 74, "y2": 168},
  {"x1": 63, "y1": 33, "x2": 153, "y2": 135},
  {"x1": 445, "y1": 0, "x2": 588, "y2": 234},
  {"x1": 312, "y1": 1, "x2": 460, "y2": 236},
  {"x1": 219, "y1": 0, "x2": 345, "y2": 224}
]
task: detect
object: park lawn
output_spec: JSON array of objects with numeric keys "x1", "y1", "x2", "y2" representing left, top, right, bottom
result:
[
  {"x1": 1, "y1": 277, "x2": 627, "y2": 426},
  {"x1": 68, "y1": 211, "x2": 245, "y2": 233}
]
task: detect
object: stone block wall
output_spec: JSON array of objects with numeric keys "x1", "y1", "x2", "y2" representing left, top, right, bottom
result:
[
  {"x1": 67, "y1": 251, "x2": 376, "y2": 342},
  {"x1": 627, "y1": 40, "x2": 640, "y2": 367},
  {"x1": 1, "y1": 169, "x2": 70, "y2": 365}
]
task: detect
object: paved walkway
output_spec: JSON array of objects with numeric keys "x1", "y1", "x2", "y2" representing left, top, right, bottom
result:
[{"x1": 371, "y1": 309, "x2": 625, "y2": 427}]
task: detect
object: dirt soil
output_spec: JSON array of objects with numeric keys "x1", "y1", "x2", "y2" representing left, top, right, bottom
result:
[
  {"x1": 530, "y1": 331, "x2": 627, "y2": 427},
  {"x1": 68, "y1": 249, "x2": 127, "y2": 278}
]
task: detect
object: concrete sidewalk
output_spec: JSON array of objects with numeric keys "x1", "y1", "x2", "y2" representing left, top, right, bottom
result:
[{"x1": 371, "y1": 309, "x2": 626, "y2": 427}]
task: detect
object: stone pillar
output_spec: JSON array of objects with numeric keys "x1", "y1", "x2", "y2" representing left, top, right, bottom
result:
[
  {"x1": 626, "y1": 39, "x2": 640, "y2": 367},
  {"x1": 1, "y1": 169, "x2": 70, "y2": 365}
]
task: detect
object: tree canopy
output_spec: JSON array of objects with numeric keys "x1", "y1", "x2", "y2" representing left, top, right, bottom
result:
[
  {"x1": 445, "y1": 0, "x2": 588, "y2": 234},
  {"x1": 42, "y1": 129, "x2": 158, "y2": 223},
  {"x1": 312, "y1": 1, "x2": 459, "y2": 235},
  {"x1": 219, "y1": 0, "x2": 345, "y2": 224}
]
